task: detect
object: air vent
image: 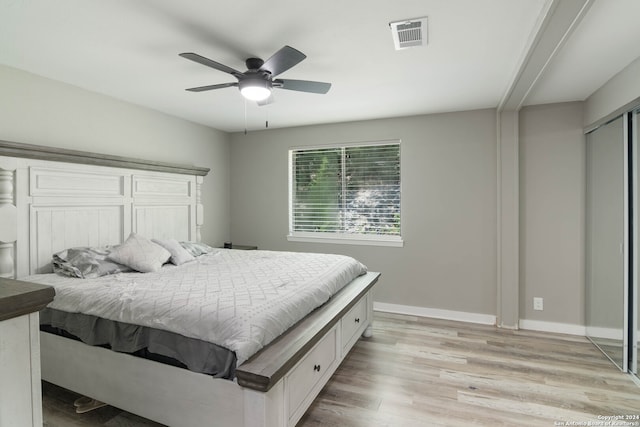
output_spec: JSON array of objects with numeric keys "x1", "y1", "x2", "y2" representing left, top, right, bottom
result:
[{"x1": 389, "y1": 17, "x2": 427, "y2": 50}]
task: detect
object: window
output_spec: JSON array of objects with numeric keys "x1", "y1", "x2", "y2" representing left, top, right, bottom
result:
[{"x1": 288, "y1": 141, "x2": 402, "y2": 246}]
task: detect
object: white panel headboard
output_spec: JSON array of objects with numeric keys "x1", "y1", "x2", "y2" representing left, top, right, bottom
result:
[
  {"x1": 30, "y1": 204, "x2": 125, "y2": 274},
  {"x1": 0, "y1": 140, "x2": 209, "y2": 279}
]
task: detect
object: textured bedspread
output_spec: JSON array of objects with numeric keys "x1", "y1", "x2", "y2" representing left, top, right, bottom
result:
[{"x1": 25, "y1": 249, "x2": 367, "y2": 364}]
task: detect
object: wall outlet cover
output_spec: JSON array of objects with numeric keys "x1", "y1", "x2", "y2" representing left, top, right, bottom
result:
[{"x1": 533, "y1": 297, "x2": 544, "y2": 311}]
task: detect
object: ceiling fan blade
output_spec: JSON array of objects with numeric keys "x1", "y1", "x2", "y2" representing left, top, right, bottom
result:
[
  {"x1": 260, "y1": 46, "x2": 306, "y2": 77},
  {"x1": 185, "y1": 82, "x2": 238, "y2": 92},
  {"x1": 179, "y1": 53, "x2": 244, "y2": 78},
  {"x1": 276, "y1": 79, "x2": 331, "y2": 94}
]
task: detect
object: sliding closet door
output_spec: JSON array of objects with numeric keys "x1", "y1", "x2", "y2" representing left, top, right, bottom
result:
[
  {"x1": 586, "y1": 115, "x2": 627, "y2": 371},
  {"x1": 634, "y1": 109, "x2": 639, "y2": 376}
]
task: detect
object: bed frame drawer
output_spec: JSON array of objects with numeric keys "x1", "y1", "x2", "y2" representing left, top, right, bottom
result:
[
  {"x1": 341, "y1": 293, "x2": 368, "y2": 353},
  {"x1": 286, "y1": 325, "x2": 338, "y2": 425}
]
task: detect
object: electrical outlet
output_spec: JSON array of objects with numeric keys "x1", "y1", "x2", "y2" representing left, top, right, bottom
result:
[{"x1": 533, "y1": 297, "x2": 544, "y2": 311}]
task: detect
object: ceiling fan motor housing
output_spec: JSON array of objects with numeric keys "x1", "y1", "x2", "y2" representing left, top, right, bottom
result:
[
  {"x1": 245, "y1": 57, "x2": 265, "y2": 71},
  {"x1": 239, "y1": 72, "x2": 273, "y2": 89}
]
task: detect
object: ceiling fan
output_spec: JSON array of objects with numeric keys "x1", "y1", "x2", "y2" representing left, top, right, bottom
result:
[{"x1": 179, "y1": 46, "x2": 331, "y2": 104}]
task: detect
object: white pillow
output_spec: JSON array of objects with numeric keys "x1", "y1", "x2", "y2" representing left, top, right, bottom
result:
[
  {"x1": 107, "y1": 233, "x2": 171, "y2": 273},
  {"x1": 152, "y1": 238, "x2": 195, "y2": 266},
  {"x1": 180, "y1": 241, "x2": 217, "y2": 257}
]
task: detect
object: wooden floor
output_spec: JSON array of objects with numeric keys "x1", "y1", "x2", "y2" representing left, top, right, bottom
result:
[{"x1": 42, "y1": 312, "x2": 640, "y2": 426}]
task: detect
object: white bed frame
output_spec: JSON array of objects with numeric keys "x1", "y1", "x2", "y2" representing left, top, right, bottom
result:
[{"x1": 0, "y1": 141, "x2": 379, "y2": 427}]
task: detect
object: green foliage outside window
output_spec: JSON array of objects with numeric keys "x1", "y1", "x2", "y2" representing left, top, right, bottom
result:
[{"x1": 291, "y1": 143, "x2": 401, "y2": 237}]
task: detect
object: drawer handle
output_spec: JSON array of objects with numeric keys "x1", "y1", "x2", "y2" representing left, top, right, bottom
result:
[
  {"x1": 313, "y1": 364, "x2": 321, "y2": 372},
  {"x1": 355, "y1": 318, "x2": 360, "y2": 323}
]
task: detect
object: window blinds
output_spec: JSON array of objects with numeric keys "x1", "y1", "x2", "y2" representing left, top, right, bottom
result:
[{"x1": 290, "y1": 143, "x2": 401, "y2": 239}]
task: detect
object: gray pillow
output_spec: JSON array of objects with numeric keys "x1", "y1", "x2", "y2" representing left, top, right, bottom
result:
[
  {"x1": 52, "y1": 246, "x2": 133, "y2": 279},
  {"x1": 152, "y1": 238, "x2": 195, "y2": 265},
  {"x1": 107, "y1": 233, "x2": 171, "y2": 273}
]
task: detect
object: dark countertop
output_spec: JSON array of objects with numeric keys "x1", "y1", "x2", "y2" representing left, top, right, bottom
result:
[{"x1": 0, "y1": 277, "x2": 55, "y2": 322}]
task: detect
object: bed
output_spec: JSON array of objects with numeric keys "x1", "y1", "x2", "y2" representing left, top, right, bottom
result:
[{"x1": 0, "y1": 140, "x2": 380, "y2": 427}]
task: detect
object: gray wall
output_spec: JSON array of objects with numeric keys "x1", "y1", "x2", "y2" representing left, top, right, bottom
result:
[
  {"x1": 0, "y1": 63, "x2": 596, "y2": 326},
  {"x1": 519, "y1": 102, "x2": 585, "y2": 325},
  {"x1": 230, "y1": 109, "x2": 498, "y2": 317},
  {"x1": 0, "y1": 65, "x2": 231, "y2": 246}
]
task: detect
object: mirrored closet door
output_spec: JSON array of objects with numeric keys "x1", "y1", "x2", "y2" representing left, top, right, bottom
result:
[
  {"x1": 634, "y1": 108, "x2": 639, "y2": 377},
  {"x1": 585, "y1": 114, "x2": 627, "y2": 371}
]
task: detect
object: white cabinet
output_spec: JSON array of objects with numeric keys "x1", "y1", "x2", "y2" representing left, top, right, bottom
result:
[
  {"x1": 0, "y1": 278, "x2": 54, "y2": 427},
  {"x1": 236, "y1": 272, "x2": 380, "y2": 427},
  {"x1": 286, "y1": 326, "x2": 338, "y2": 426},
  {"x1": 341, "y1": 294, "x2": 368, "y2": 354},
  {"x1": 283, "y1": 291, "x2": 372, "y2": 427},
  {"x1": 0, "y1": 313, "x2": 42, "y2": 427}
]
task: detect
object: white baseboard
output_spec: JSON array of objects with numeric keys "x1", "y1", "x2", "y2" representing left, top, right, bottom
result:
[
  {"x1": 374, "y1": 302, "x2": 590, "y2": 337},
  {"x1": 374, "y1": 303, "x2": 636, "y2": 339},
  {"x1": 373, "y1": 302, "x2": 496, "y2": 325},
  {"x1": 518, "y1": 319, "x2": 586, "y2": 336},
  {"x1": 584, "y1": 326, "x2": 624, "y2": 340}
]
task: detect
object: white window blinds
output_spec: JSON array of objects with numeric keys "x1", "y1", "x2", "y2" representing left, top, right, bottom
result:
[{"x1": 289, "y1": 142, "x2": 401, "y2": 244}]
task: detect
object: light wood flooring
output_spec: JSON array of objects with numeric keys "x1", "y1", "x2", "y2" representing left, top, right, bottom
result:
[{"x1": 42, "y1": 312, "x2": 640, "y2": 426}]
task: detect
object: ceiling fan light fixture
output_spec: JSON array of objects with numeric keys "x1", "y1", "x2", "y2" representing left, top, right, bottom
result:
[{"x1": 239, "y1": 78, "x2": 272, "y2": 101}]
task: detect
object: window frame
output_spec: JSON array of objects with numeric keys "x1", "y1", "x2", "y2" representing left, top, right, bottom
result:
[{"x1": 287, "y1": 139, "x2": 403, "y2": 247}]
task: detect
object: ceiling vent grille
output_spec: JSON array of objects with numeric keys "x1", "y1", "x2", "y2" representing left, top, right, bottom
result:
[{"x1": 390, "y1": 17, "x2": 427, "y2": 50}]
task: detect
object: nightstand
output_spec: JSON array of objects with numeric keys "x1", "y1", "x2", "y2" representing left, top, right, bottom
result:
[
  {"x1": 0, "y1": 278, "x2": 55, "y2": 426},
  {"x1": 219, "y1": 244, "x2": 258, "y2": 250}
]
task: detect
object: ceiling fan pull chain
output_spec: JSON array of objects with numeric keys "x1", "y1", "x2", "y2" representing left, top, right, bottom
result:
[{"x1": 244, "y1": 98, "x2": 248, "y2": 135}]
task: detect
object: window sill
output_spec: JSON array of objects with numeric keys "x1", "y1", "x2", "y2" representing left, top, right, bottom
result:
[{"x1": 287, "y1": 234, "x2": 404, "y2": 248}]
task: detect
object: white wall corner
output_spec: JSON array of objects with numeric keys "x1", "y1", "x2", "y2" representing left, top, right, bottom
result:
[
  {"x1": 496, "y1": 110, "x2": 520, "y2": 329},
  {"x1": 495, "y1": 0, "x2": 592, "y2": 329}
]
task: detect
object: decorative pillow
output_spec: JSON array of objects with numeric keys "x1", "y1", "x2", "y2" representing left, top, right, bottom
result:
[
  {"x1": 53, "y1": 246, "x2": 133, "y2": 279},
  {"x1": 152, "y1": 238, "x2": 195, "y2": 265},
  {"x1": 179, "y1": 241, "x2": 217, "y2": 257},
  {"x1": 107, "y1": 233, "x2": 171, "y2": 273}
]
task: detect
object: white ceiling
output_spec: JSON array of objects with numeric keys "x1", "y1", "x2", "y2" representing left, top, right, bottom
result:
[
  {"x1": 0, "y1": 0, "x2": 638, "y2": 133},
  {"x1": 525, "y1": 0, "x2": 640, "y2": 106}
]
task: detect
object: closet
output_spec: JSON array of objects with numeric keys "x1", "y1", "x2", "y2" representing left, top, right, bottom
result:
[{"x1": 586, "y1": 107, "x2": 639, "y2": 380}]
